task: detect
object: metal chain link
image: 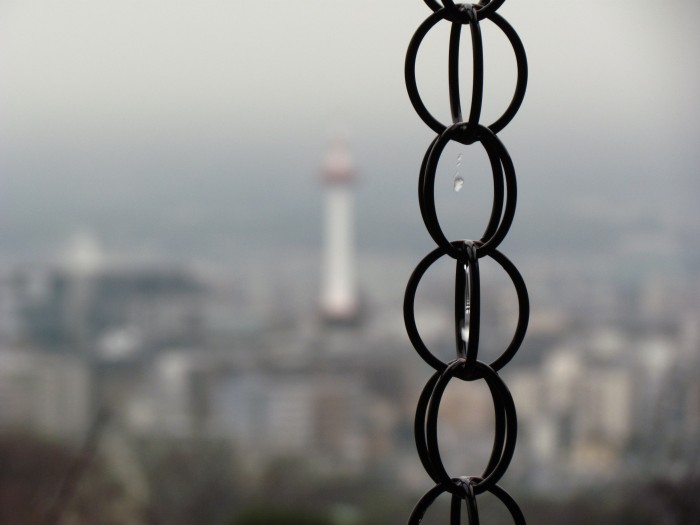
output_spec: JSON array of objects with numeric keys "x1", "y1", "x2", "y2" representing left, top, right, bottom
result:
[{"x1": 403, "y1": 0, "x2": 528, "y2": 522}]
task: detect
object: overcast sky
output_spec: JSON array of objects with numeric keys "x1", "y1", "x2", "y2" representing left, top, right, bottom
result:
[{"x1": 1, "y1": 1, "x2": 699, "y2": 264}]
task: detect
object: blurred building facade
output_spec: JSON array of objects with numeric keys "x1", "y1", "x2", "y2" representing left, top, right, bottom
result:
[{"x1": 1, "y1": 232, "x2": 699, "y2": 495}]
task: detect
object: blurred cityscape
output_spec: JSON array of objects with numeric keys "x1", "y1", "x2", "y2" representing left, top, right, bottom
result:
[
  {"x1": 1, "y1": 138, "x2": 699, "y2": 525},
  {"x1": 2, "y1": 2, "x2": 700, "y2": 522}
]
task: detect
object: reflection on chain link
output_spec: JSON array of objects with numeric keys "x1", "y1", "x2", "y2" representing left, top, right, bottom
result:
[{"x1": 403, "y1": 1, "x2": 528, "y2": 522}]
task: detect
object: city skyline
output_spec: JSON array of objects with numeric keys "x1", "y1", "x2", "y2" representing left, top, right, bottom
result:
[{"x1": 0, "y1": 2, "x2": 699, "y2": 523}]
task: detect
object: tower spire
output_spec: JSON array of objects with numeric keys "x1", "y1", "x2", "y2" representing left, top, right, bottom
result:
[{"x1": 319, "y1": 134, "x2": 359, "y2": 324}]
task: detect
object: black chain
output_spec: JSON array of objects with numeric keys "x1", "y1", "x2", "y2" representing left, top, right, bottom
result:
[{"x1": 403, "y1": 0, "x2": 528, "y2": 522}]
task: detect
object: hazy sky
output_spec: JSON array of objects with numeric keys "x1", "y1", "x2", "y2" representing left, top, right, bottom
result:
[{"x1": 1, "y1": 1, "x2": 699, "y2": 264}]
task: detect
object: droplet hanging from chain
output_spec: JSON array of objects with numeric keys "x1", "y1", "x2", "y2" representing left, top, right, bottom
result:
[{"x1": 403, "y1": 0, "x2": 528, "y2": 523}]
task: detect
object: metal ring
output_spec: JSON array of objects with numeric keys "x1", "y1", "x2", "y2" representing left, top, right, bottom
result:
[
  {"x1": 441, "y1": 0, "x2": 500, "y2": 25},
  {"x1": 407, "y1": 481, "x2": 525, "y2": 525},
  {"x1": 486, "y1": 12, "x2": 527, "y2": 134},
  {"x1": 408, "y1": 0, "x2": 526, "y2": 520},
  {"x1": 420, "y1": 124, "x2": 516, "y2": 260},
  {"x1": 472, "y1": 0, "x2": 507, "y2": 21},
  {"x1": 454, "y1": 245, "x2": 481, "y2": 364},
  {"x1": 448, "y1": 22, "x2": 464, "y2": 124},
  {"x1": 404, "y1": 243, "x2": 529, "y2": 375},
  {"x1": 441, "y1": 1, "x2": 466, "y2": 24},
  {"x1": 448, "y1": 8, "x2": 483, "y2": 143},
  {"x1": 406, "y1": 483, "x2": 454, "y2": 525},
  {"x1": 458, "y1": 478, "x2": 480, "y2": 525},
  {"x1": 486, "y1": 249, "x2": 528, "y2": 371},
  {"x1": 422, "y1": 0, "x2": 444, "y2": 12},
  {"x1": 417, "y1": 132, "x2": 505, "y2": 253},
  {"x1": 467, "y1": 477, "x2": 526, "y2": 524},
  {"x1": 414, "y1": 371, "x2": 442, "y2": 482},
  {"x1": 415, "y1": 370, "x2": 504, "y2": 486},
  {"x1": 405, "y1": 10, "x2": 527, "y2": 140},
  {"x1": 425, "y1": 359, "x2": 517, "y2": 494},
  {"x1": 450, "y1": 490, "x2": 464, "y2": 525},
  {"x1": 413, "y1": 363, "x2": 510, "y2": 491},
  {"x1": 423, "y1": 1, "x2": 507, "y2": 22},
  {"x1": 443, "y1": 1, "x2": 507, "y2": 21}
]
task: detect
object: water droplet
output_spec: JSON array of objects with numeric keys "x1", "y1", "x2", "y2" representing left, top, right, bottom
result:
[
  {"x1": 457, "y1": 153, "x2": 463, "y2": 163},
  {"x1": 453, "y1": 176, "x2": 464, "y2": 192}
]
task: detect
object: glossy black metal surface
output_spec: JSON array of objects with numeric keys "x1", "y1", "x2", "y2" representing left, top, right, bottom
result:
[
  {"x1": 404, "y1": 244, "x2": 529, "y2": 376},
  {"x1": 406, "y1": 480, "x2": 526, "y2": 525},
  {"x1": 423, "y1": 360, "x2": 517, "y2": 494},
  {"x1": 405, "y1": 7, "x2": 527, "y2": 143},
  {"x1": 421, "y1": 124, "x2": 514, "y2": 258},
  {"x1": 403, "y1": 0, "x2": 528, "y2": 522}
]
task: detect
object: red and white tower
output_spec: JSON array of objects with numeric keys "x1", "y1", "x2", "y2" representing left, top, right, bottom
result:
[{"x1": 319, "y1": 135, "x2": 359, "y2": 324}]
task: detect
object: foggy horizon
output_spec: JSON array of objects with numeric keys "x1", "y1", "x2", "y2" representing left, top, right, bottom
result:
[{"x1": 1, "y1": 0, "x2": 698, "y2": 272}]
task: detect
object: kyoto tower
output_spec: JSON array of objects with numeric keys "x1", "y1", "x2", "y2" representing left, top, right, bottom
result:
[{"x1": 319, "y1": 135, "x2": 359, "y2": 324}]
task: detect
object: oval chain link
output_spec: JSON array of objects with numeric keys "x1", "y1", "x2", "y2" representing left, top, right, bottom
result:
[{"x1": 403, "y1": 1, "x2": 528, "y2": 522}]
